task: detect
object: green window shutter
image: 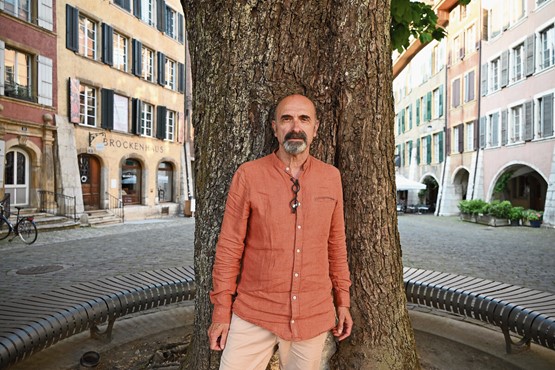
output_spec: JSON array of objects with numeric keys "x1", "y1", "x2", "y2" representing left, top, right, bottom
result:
[
  {"x1": 416, "y1": 138, "x2": 421, "y2": 164},
  {"x1": 426, "y1": 92, "x2": 432, "y2": 121},
  {"x1": 426, "y1": 135, "x2": 432, "y2": 164},
  {"x1": 416, "y1": 99, "x2": 421, "y2": 126},
  {"x1": 408, "y1": 140, "x2": 413, "y2": 164},
  {"x1": 438, "y1": 132, "x2": 444, "y2": 162},
  {"x1": 409, "y1": 104, "x2": 413, "y2": 129},
  {"x1": 439, "y1": 85, "x2": 444, "y2": 117},
  {"x1": 401, "y1": 142, "x2": 405, "y2": 166}
]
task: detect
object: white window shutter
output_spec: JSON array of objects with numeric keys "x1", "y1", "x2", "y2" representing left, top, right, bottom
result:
[
  {"x1": 0, "y1": 40, "x2": 5, "y2": 96},
  {"x1": 0, "y1": 1, "x2": 4, "y2": 11},
  {"x1": 38, "y1": 55, "x2": 53, "y2": 106},
  {"x1": 38, "y1": 0, "x2": 54, "y2": 31}
]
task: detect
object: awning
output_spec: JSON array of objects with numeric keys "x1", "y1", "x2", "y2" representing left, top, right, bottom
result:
[{"x1": 396, "y1": 173, "x2": 426, "y2": 191}]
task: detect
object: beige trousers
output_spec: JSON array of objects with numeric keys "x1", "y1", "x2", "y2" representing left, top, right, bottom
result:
[{"x1": 220, "y1": 314, "x2": 328, "y2": 370}]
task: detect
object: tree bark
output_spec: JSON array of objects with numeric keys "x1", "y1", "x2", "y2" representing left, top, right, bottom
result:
[{"x1": 180, "y1": 1, "x2": 419, "y2": 369}]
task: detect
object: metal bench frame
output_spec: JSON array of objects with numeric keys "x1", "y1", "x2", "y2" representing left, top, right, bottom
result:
[
  {"x1": 0, "y1": 266, "x2": 195, "y2": 369},
  {"x1": 404, "y1": 267, "x2": 555, "y2": 354}
]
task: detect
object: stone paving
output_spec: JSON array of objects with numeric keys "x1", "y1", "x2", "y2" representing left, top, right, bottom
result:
[
  {"x1": 0, "y1": 217, "x2": 195, "y2": 302},
  {"x1": 399, "y1": 214, "x2": 555, "y2": 293},
  {"x1": 0, "y1": 214, "x2": 554, "y2": 305}
]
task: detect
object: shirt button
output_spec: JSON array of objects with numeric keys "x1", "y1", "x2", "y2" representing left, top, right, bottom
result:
[
  {"x1": 297, "y1": 225, "x2": 301, "y2": 229},
  {"x1": 296, "y1": 249, "x2": 301, "y2": 253},
  {"x1": 291, "y1": 320, "x2": 295, "y2": 324},
  {"x1": 294, "y1": 273, "x2": 299, "y2": 277},
  {"x1": 292, "y1": 295, "x2": 297, "y2": 300},
  {"x1": 286, "y1": 167, "x2": 290, "y2": 171}
]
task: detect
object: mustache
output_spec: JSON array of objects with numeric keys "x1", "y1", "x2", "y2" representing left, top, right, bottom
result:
[{"x1": 284, "y1": 131, "x2": 307, "y2": 142}]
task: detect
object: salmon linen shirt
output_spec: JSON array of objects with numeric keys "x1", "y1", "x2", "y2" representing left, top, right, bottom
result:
[{"x1": 210, "y1": 152, "x2": 351, "y2": 341}]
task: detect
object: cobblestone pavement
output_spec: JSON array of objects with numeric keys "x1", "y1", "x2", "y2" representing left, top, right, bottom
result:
[
  {"x1": 0, "y1": 217, "x2": 195, "y2": 301},
  {"x1": 1, "y1": 214, "x2": 554, "y2": 304},
  {"x1": 399, "y1": 214, "x2": 555, "y2": 293}
]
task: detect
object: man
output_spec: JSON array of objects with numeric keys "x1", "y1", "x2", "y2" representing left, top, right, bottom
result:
[{"x1": 208, "y1": 94, "x2": 353, "y2": 370}]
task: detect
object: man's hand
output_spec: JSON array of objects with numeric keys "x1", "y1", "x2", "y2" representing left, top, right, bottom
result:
[
  {"x1": 332, "y1": 306, "x2": 353, "y2": 341},
  {"x1": 208, "y1": 322, "x2": 230, "y2": 351}
]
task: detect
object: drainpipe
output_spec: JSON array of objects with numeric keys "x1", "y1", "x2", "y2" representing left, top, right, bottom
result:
[{"x1": 470, "y1": 4, "x2": 483, "y2": 200}]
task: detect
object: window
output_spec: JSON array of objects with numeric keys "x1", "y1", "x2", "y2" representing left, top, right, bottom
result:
[
  {"x1": 166, "y1": 110, "x2": 176, "y2": 141},
  {"x1": 165, "y1": 58, "x2": 176, "y2": 90},
  {"x1": 4, "y1": 46, "x2": 33, "y2": 102},
  {"x1": 510, "y1": 43, "x2": 525, "y2": 83},
  {"x1": 141, "y1": 46, "x2": 154, "y2": 81},
  {"x1": 466, "y1": 121, "x2": 474, "y2": 151},
  {"x1": 510, "y1": 0, "x2": 525, "y2": 25},
  {"x1": 539, "y1": 25, "x2": 555, "y2": 71},
  {"x1": 510, "y1": 105, "x2": 523, "y2": 143},
  {"x1": 432, "y1": 42, "x2": 445, "y2": 74},
  {"x1": 432, "y1": 87, "x2": 442, "y2": 119},
  {"x1": 5, "y1": 149, "x2": 30, "y2": 205},
  {"x1": 114, "y1": 0, "x2": 130, "y2": 12},
  {"x1": 141, "y1": 102, "x2": 153, "y2": 136},
  {"x1": 157, "y1": 162, "x2": 173, "y2": 202},
  {"x1": 113, "y1": 93, "x2": 129, "y2": 132},
  {"x1": 464, "y1": 70, "x2": 475, "y2": 103},
  {"x1": 4, "y1": 0, "x2": 31, "y2": 21},
  {"x1": 460, "y1": 4, "x2": 467, "y2": 20},
  {"x1": 79, "y1": 14, "x2": 97, "y2": 59},
  {"x1": 433, "y1": 133, "x2": 443, "y2": 163},
  {"x1": 141, "y1": 0, "x2": 154, "y2": 25},
  {"x1": 452, "y1": 78, "x2": 461, "y2": 108},
  {"x1": 488, "y1": 4, "x2": 502, "y2": 39},
  {"x1": 122, "y1": 159, "x2": 141, "y2": 205},
  {"x1": 452, "y1": 126, "x2": 460, "y2": 153},
  {"x1": 488, "y1": 112, "x2": 500, "y2": 147},
  {"x1": 452, "y1": 35, "x2": 463, "y2": 62},
  {"x1": 466, "y1": 25, "x2": 476, "y2": 54},
  {"x1": 489, "y1": 57, "x2": 500, "y2": 92},
  {"x1": 113, "y1": 32, "x2": 128, "y2": 72},
  {"x1": 165, "y1": 6, "x2": 176, "y2": 38},
  {"x1": 79, "y1": 84, "x2": 97, "y2": 126}
]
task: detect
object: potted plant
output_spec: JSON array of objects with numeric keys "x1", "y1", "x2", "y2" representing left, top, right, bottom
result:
[
  {"x1": 524, "y1": 209, "x2": 543, "y2": 228},
  {"x1": 508, "y1": 206, "x2": 524, "y2": 226}
]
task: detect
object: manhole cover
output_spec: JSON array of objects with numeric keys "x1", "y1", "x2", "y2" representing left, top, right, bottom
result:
[{"x1": 16, "y1": 265, "x2": 64, "y2": 275}]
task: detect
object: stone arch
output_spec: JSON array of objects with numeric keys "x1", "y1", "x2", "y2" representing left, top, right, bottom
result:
[
  {"x1": 488, "y1": 161, "x2": 548, "y2": 211},
  {"x1": 452, "y1": 166, "x2": 471, "y2": 201},
  {"x1": 419, "y1": 172, "x2": 440, "y2": 212},
  {"x1": 4, "y1": 138, "x2": 42, "y2": 206},
  {"x1": 120, "y1": 154, "x2": 147, "y2": 205}
]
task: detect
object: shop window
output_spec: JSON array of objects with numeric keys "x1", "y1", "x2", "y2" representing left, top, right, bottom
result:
[
  {"x1": 157, "y1": 162, "x2": 173, "y2": 202},
  {"x1": 121, "y1": 159, "x2": 142, "y2": 204}
]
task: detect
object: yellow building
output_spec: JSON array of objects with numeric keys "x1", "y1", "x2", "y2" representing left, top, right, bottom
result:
[{"x1": 56, "y1": 0, "x2": 190, "y2": 219}]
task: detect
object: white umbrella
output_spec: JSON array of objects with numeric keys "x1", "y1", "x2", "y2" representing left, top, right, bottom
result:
[{"x1": 395, "y1": 173, "x2": 426, "y2": 191}]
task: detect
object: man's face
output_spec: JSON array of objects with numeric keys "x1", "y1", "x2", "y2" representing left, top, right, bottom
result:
[{"x1": 272, "y1": 95, "x2": 319, "y2": 155}]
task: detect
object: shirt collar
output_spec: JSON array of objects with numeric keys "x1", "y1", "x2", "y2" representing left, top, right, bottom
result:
[{"x1": 271, "y1": 151, "x2": 313, "y2": 176}]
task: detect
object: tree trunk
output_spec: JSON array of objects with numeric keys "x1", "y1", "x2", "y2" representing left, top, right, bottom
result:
[{"x1": 180, "y1": 1, "x2": 419, "y2": 369}]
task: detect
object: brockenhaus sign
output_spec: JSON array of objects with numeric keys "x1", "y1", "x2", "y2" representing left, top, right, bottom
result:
[{"x1": 103, "y1": 138, "x2": 164, "y2": 153}]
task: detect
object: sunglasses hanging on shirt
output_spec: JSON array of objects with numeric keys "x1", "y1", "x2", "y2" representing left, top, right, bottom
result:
[{"x1": 290, "y1": 177, "x2": 300, "y2": 213}]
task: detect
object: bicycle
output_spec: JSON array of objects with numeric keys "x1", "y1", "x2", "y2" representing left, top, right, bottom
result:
[{"x1": 0, "y1": 203, "x2": 38, "y2": 245}]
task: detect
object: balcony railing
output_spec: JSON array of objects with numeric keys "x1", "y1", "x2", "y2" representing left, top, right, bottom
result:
[
  {"x1": 37, "y1": 190, "x2": 77, "y2": 221},
  {"x1": 4, "y1": 82, "x2": 36, "y2": 103}
]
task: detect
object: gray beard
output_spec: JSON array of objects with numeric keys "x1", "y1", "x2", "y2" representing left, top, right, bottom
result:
[{"x1": 284, "y1": 141, "x2": 307, "y2": 155}]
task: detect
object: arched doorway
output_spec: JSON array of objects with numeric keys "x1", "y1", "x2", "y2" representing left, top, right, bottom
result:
[
  {"x1": 122, "y1": 159, "x2": 142, "y2": 205},
  {"x1": 78, "y1": 154, "x2": 101, "y2": 210},
  {"x1": 157, "y1": 162, "x2": 173, "y2": 203},
  {"x1": 453, "y1": 168, "x2": 470, "y2": 201},
  {"x1": 421, "y1": 176, "x2": 439, "y2": 212},
  {"x1": 5, "y1": 148, "x2": 30, "y2": 206}
]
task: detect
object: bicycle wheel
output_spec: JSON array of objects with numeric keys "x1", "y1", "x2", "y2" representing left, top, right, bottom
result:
[
  {"x1": 0, "y1": 217, "x2": 10, "y2": 240},
  {"x1": 17, "y1": 219, "x2": 38, "y2": 244}
]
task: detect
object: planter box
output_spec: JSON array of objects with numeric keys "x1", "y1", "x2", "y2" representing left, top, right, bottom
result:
[
  {"x1": 459, "y1": 213, "x2": 477, "y2": 223},
  {"x1": 477, "y1": 215, "x2": 510, "y2": 227}
]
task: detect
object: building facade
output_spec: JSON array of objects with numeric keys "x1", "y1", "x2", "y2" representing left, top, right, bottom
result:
[
  {"x1": 0, "y1": 0, "x2": 57, "y2": 207},
  {"x1": 394, "y1": 38, "x2": 447, "y2": 210},
  {"x1": 55, "y1": 0, "x2": 190, "y2": 219},
  {"x1": 394, "y1": 0, "x2": 555, "y2": 227}
]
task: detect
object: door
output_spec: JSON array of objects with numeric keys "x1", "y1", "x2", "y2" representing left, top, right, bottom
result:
[
  {"x1": 121, "y1": 159, "x2": 142, "y2": 204},
  {"x1": 79, "y1": 154, "x2": 101, "y2": 210},
  {"x1": 5, "y1": 149, "x2": 30, "y2": 206}
]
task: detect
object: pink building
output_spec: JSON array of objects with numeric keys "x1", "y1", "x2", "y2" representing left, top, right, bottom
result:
[{"x1": 0, "y1": 0, "x2": 57, "y2": 207}]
